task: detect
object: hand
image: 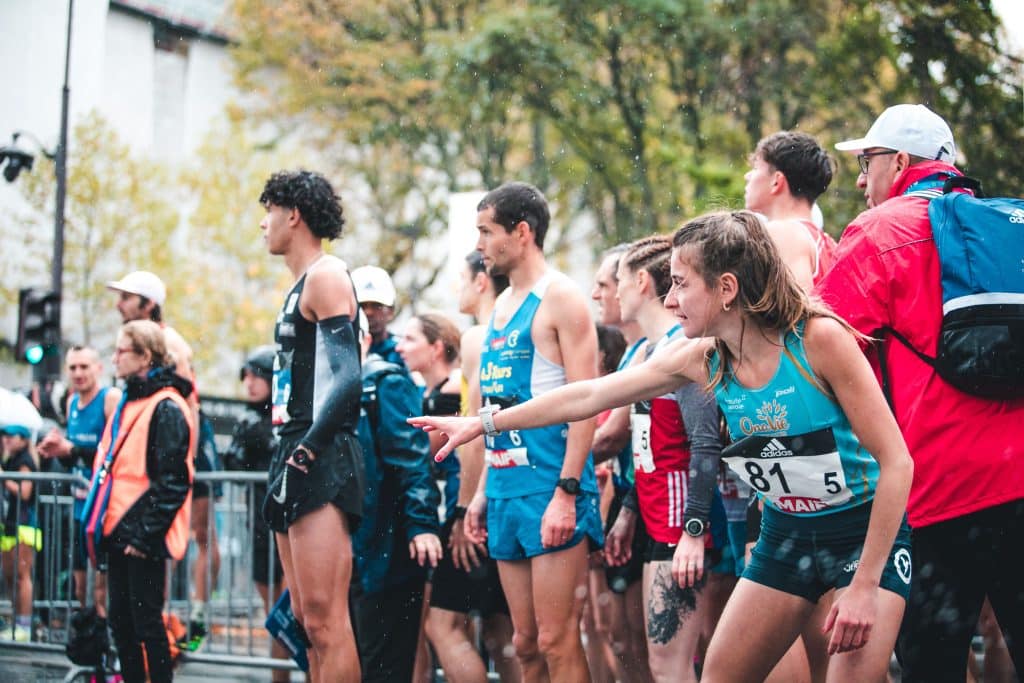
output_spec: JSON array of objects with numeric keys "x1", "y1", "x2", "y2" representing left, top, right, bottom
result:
[
  {"x1": 464, "y1": 492, "x2": 488, "y2": 544},
  {"x1": 409, "y1": 533, "x2": 443, "y2": 568},
  {"x1": 407, "y1": 415, "x2": 482, "y2": 462},
  {"x1": 823, "y1": 580, "x2": 878, "y2": 654},
  {"x1": 450, "y1": 518, "x2": 486, "y2": 572},
  {"x1": 604, "y1": 508, "x2": 636, "y2": 567},
  {"x1": 37, "y1": 428, "x2": 70, "y2": 458},
  {"x1": 124, "y1": 544, "x2": 148, "y2": 559},
  {"x1": 672, "y1": 534, "x2": 706, "y2": 588},
  {"x1": 541, "y1": 490, "x2": 577, "y2": 549},
  {"x1": 286, "y1": 445, "x2": 316, "y2": 473}
]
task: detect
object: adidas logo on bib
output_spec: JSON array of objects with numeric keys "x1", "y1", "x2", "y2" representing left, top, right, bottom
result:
[
  {"x1": 1009, "y1": 208, "x2": 1024, "y2": 224},
  {"x1": 759, "y1": 438, "x2": 793, "y2": 458}
]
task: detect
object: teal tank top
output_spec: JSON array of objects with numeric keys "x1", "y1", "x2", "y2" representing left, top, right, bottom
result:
[
  {"x1": 481, "y1": 274, "x2": 597, "y2": 499},
  {"x1": 709, "y1": 322, "x2": 878, "y2": 516}
]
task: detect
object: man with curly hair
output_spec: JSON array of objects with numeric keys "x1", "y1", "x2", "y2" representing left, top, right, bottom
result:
[{"x1": 259, "y1": 170, "x2": 365, "y2": 683}]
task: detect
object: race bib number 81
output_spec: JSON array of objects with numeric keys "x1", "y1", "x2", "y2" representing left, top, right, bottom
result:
[{"x1": 721, "y1": 427, "x2": 852, "y2": 514}]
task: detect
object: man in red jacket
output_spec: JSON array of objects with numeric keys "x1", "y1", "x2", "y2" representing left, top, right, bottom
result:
[{"x1": 817, "y1": 104, "x2": 1024, "y2": 681}]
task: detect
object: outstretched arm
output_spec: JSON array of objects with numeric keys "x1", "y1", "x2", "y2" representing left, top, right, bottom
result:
[{"x1": 411, "y1": 336, "x2": 709, "y2": 462}]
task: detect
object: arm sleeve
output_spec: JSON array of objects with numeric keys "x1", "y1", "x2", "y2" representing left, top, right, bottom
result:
[
  {"x1": 679, "y1": 384, "x2": 723, "y2": 523},
  {"x1": 60, "y1": 444, "x2": 96, "y2": 470},
  {"x1": 302, "y1": 315, "x2": 363, "y2": 456},
  {"x1": 377, "y1": 374, "x2": 442, "y2": 541},
  {"x1": 132, "y1": 399, "x2": 191, "y2": 557}
]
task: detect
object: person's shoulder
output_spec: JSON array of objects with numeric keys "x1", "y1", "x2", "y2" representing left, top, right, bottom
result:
[
  {"x1": 542, "y1": 270, "x2": 590, "y2": 308},
  {"x1": 801, "y1": 316, "x2": 853, "y2": 353},
  {"x1": 163, "y1": 325, "x2": 192, "y2": 354}
]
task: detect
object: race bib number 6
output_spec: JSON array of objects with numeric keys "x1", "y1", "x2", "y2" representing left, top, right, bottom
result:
[
  {"x1": 485, "y1": 431, "x2": 530, "y2": 469},
  {"x1": 721, "y1": 428, "x2": 853, "y2": 514}
]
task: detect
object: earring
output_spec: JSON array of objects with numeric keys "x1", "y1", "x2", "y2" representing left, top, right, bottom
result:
[{"x1": 722, "y1": 302, "x2": 731, "y2": 312}]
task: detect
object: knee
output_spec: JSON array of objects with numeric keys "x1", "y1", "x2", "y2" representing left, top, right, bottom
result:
[
  {"x1": 512, "y1": 629, "x2": 541, "y2": 662},
  {"x1": 536, "y1": 622, "x2": 576, "y2": 658}
]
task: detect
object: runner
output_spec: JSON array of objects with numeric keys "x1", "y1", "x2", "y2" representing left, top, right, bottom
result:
[
  {"x1": 601, "y1": 235, "x2": 725, "y2": 683},
  {"x1": 589, "y1": 244, "x2": 652, "y2": 683},
  {"x1": 107, "y1": 270, "x2": 219, "y2": 644},
  {"x1": 459, "y1": 181, "x2": 602, "y2": 683},
  {"x1": 38, "y1": 345, "x2": 121, "y2": 619},
  {"x1": 259, "y1": 169, "x2": 365, "y2": 683},
  {"x1": 449, "y1": 250, "x2": 519, "y2": 682},
  {"x1": 744, "y1": 131, "x2": 837, "y2": 290},
  {"x1": 413, "y1": 210, "x2": 915, "y2": 682}
]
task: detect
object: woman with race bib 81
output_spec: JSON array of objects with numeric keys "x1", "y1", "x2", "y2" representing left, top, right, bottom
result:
[{"x1": 411, "y1": 210, "x2": 913, "y2": 682}]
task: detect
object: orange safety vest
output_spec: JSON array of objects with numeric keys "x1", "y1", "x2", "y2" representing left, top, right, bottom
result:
[{"x1": 92, "y1": 387, "x2": 196, "y2": 560}]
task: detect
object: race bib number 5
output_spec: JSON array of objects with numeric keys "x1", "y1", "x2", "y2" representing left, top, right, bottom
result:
[
  {"x1": 631, "y1": 412, "x2": 655, "y2": 474},
  {"x1": 721, "y1": 428, "x2": 852, "y2": 514}
]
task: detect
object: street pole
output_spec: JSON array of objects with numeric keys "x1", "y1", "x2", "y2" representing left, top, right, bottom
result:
[{"x1": 39, "y1": 0, "x2": 73, "y2": 388}]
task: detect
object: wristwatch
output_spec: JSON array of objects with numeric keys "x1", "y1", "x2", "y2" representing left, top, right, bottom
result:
[
  {"x1": 684, "y1": 518, "x2": 707, "y2": 538},
  {"x1": 479, "y1": 403, "x2": 501, "y2": 437},
  {"x1": 556, "y1": 477, "x2": 582, "y2": 496}
]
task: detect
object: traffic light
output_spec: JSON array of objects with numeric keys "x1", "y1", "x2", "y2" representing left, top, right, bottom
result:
[{"x1": 16, "y1": 288, "x2": 60, "y2": 365}]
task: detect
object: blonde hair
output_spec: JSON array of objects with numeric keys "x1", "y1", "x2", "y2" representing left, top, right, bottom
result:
[
  {"x1": 120, "y1": 320, "x2": 174, "y2": 369},
  {"x1": 671, "y1": 210, "x2": 859, "y2": 389}
]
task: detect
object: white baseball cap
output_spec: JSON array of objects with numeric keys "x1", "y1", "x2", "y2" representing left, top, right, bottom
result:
[
  {"x1": 835, "y1": 104, "x2": 956, "y2": 164},
  {"x1": 351, "y1": 265, "x2": 396, "y2": 307},
  {"x1": 107, "y1": 270, "x2": 167, "y2": 306}
]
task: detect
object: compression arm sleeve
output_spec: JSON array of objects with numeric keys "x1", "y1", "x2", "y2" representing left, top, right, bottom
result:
[
  {"x1": 302, "y1": 315, "x2": 362, "y2": 456},
  {"x1": 679, "y1": 384, "x2": 723, "y2": 523}
]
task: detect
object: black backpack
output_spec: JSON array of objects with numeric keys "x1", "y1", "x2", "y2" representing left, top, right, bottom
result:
[{"x1": 66, "y1": 607, "x2": 110, "y2": 667}]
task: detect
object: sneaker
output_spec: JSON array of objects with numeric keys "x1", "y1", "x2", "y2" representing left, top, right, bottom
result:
[
  {"x1": 178, "y1": 619, "x2": 207, "y2": 652},
  {"x1": 12, "y1": 625, "x2": 31, "y2": 642}
]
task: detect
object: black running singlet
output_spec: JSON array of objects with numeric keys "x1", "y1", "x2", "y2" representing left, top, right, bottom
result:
[{"x1": 272, "y1": 272, "x2": 360, "y2": 435}]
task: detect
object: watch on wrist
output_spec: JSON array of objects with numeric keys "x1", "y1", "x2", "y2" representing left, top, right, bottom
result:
[
  {"x1": 292, "y1": 445, "x2": 313, "y2": 467},
  {"x1": 556, "y1": 477, "x2": 582, "y2": 496},
  {"x1": 684, "y1": 517, "x2": 707, "y2": 538},
  {"x1": 480, "y1": 403, "x2": 501, "y2": 437}
]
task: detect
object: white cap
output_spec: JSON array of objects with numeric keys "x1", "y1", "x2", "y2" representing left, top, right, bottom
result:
[
  {"x1": 107, "y1": 270, "x2": 167, "y2": 306},
  {"x1": 835, "y1": 104, "x2": 956, "y2": 164},
  {"x1": 351, "y1": 265, "x2": 396, "y2": 307}
]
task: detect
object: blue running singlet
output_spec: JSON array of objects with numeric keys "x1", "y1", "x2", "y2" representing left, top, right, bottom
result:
[
  {"x1": 611, "y1": 337, "x2": 646, "y2": 492},
  {"x1": 481, "y1": 273, "x2": 597, "y2": 499},
  {"x1": 710, "y1": 322, "x2": 879, "y2": 516},
  {"x1": 67, "y1": 388, "x2": 110, "y2": 509}
]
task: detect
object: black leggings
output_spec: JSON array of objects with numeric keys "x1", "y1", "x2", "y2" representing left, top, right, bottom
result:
[
  {"x1": 350, "y1": 576, "x2": 425, "y2": 683},
  {"x1": 897, "y1": 498, "x2": 1024, "y2": 682},
  {"x1": 108, "y1": 551, "x2": 173, "y2": 683}
]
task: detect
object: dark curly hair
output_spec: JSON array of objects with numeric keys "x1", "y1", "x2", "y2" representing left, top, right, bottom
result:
[
  {"x1": 259, "y1": 170, "x2": 346, "y2": 240},
  {"x1": 477, "y1": 181, "x2": 550, "y2": 249}
]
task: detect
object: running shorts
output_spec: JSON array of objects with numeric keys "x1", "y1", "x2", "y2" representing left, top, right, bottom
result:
[
  {"x1": 263, "y1": 429, "x2": 364, "y2": 534},
  {"x1": 487, "y1": 490, "x2": 603, "y2": 561},
  {"x1": 744, "y1": 500, "x2": 912, "y2": 602},
  {"x1": 429, "y1": 517, "x2": 509, "y2": 617}
]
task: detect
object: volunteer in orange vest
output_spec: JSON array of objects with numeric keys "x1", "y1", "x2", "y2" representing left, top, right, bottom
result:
[{"x1": 96, "y1": 320, "x2": 195, "y2": 683}]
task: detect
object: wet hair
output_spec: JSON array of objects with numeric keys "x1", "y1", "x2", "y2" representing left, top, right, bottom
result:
[
  {"x1": 465, "y1": 250, "x2": 509, "y2": 295},
  {"x1": 120, "y1": 320, "x2": 175, "y2": 370},
  {"x1": 414, "y1": 313, "x2": 462, "y2": 365},
  {"x1": 753, "y1": 131, "x2": 834, "y2": 203},
  {"x1": 259, "y1": 170, "x2": 346, "y2": 240},
  {"x1": 671, "y1": 210, "x2": 857, "y2": 389},
  {"x1": 596, "y1": 324, "x2": 627, "y2": 375},
  {"x1": 477, "y1": 182, "x2": 550, "y2": 249},
  {"x1": 622, "y1": 235, "x2": 673, "y2": 300}
]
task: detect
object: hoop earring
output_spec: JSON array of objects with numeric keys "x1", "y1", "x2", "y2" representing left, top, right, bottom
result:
[{"x1": 722, "y1": 302, "x2": 731, "y2": 312}]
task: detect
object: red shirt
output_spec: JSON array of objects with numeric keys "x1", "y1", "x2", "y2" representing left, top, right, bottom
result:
[{"x1": 816, "y1": 162, "x2": 1024, "y2": 528}]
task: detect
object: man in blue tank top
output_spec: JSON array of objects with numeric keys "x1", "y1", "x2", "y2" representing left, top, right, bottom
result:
[
  {"x1": 470, "y1": 181, "x2": 603, "y2": 682},
  {"x1": 38, "y1": 345, "x2": 121, "y2": 615}
]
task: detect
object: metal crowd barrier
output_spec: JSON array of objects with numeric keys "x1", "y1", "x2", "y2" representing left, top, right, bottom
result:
[{"x1": 0, "y1": 470, "x2": 297, "y2": 679}]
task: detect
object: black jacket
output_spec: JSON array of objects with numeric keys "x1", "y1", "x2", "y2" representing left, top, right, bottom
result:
[
  {"x1": 106, "y1": 366, "x2": 193, "y2": 559},
  {"x1": 223, "y1": 400, "x2": 276, "y2": 501}
]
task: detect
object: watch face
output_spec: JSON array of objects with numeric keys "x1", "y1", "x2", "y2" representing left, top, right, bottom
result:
[
  {"x1": 685, "y1": 519, "x2": 704, "y2": 536},
  {"x1": 559, "y1": 478, "x2": 581, "y2": 494}
]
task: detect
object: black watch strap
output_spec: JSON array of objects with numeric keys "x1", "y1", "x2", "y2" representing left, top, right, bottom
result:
[{"x1": 556, "y1": 477, "x2": 582, "y2": 495}]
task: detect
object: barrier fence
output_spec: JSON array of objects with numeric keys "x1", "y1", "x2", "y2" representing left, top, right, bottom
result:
[{"x1": 0, "y1": 470, "x2": 297, "y2": 679}]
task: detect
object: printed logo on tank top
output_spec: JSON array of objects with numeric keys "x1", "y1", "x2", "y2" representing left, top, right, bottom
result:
[
  {"x1": 271, "y1": 350, "x2": 293, "y2": 426},
  {"x1": 738, "y1": 399, "x2": 790, "y2": 435}
]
